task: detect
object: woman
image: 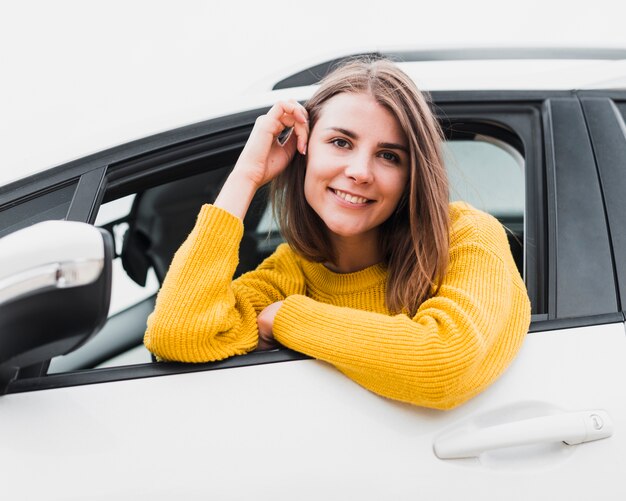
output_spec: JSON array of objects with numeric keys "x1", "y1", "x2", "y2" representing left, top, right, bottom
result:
[{"x1": 144, "y1": 58, "x2": 531, "y2": 410}]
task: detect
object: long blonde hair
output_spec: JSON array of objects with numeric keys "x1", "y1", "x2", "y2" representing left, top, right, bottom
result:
[{"x1": 271, "y1": 57, "x2": 450, "y2": 316}]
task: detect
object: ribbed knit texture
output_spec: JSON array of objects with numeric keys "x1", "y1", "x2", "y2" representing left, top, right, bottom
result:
[{"x1": 144, "y1": 202, "x2": 531, "y2": 410}]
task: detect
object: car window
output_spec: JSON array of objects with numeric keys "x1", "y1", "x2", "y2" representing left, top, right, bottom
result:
[
  {"x1": 94, "y1": 194, "x2": 160, "y2": 317},
  {"x1": 47, "y1": 134, "x2": 525, "y2": 373},
  {"x1": 445, "y1": 136, "x2": 524, "y2": 218}
]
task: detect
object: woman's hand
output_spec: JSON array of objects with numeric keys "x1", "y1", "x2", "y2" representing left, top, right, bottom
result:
[
  {"x1": 214, "y1": 101, "x2": 307, "y2": 220},
  {"x1": 232, "y1": 100, "x2": 309, "y2": 189},
  {"x1": 256, "y1": 301, "x2": 283, "y2": 351}
]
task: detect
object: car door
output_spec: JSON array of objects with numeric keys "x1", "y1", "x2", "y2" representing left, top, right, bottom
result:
[{"x1": 1, "y1": 93, "x2": 625, "y2": 500}]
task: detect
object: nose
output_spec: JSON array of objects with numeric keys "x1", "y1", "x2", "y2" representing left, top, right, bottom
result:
[{"x1": 344, "y1": 153, "x2": 374, "y2": 184}]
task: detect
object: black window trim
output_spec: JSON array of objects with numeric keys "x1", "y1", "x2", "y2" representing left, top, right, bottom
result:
[{"x1": 578, "y1": 94, "x2": 626, "y2": 312}]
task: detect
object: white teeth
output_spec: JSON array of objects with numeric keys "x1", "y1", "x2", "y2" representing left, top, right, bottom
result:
[{"x1": 333, "y1": 189, "x2": 369, "y2": 204}]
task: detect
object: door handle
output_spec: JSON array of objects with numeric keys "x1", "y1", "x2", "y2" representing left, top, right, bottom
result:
[{"x1": 434, "y1": 409, "x2": 613, "y2": 459}]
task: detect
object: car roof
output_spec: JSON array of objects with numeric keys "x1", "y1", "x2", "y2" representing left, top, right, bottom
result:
[
  {"x1": 3, "y1": 46, "x2": 626, "y2": 189},
  {"x1": 268, "y1": 47, "x2": 626, "y2": 91}
]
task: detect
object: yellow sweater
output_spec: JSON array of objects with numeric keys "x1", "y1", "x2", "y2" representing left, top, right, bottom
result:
[{"x1": 144, "y1": 202, "x2": 531, "y2": 410}]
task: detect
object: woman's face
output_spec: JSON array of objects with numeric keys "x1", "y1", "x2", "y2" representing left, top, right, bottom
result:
[{"x1": 304, "y1": 92, "x2": 410, "y2": 244}]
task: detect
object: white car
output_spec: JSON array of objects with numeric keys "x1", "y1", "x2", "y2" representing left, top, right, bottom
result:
[{"x1": 1, "y1": 48, "x2": 626, "y2": 500}]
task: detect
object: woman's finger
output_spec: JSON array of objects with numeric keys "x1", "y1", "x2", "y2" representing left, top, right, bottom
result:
[
  {"x1": 289, "y1": 99, "x2": 309, "y2": 125},
  {"x1": 266, "y1": 101, "x2": 308, "y2": 130},
  {"x1": 246, "y1": 101, "x2": 308, "y2": 159},
  {"x1": 264, "y1": 104, "x2": 308, "y2": 154},
  {"x1": 279, "y1": 100, "x2": 309, "y2": 154},
  {"x1": 291, "y1": 101, "x2": 309, "y2": 154},
  {"x1": 292, "y1": 117, "x2": 309, "y2": 154}
]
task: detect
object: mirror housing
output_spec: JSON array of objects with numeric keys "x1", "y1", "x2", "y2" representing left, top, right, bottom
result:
[{"x1": 0, "y1": 221, "x2": 112, "y2": 393}]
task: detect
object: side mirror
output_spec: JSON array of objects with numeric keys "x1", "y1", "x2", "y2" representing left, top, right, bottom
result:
[{"x1": 0, "y1": 221, "x2": 112, "y2": 393}]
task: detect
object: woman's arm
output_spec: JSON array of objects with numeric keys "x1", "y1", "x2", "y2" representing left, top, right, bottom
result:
[
  {"x1": 144, "y1": 100, "x2": 309, "y2": 362},
  {"x1": 271, "y1": 210, "x2": 531, "y2": 410},
  {"x1": 144, "y1": 205, "x2": 306, "y2": 362}
]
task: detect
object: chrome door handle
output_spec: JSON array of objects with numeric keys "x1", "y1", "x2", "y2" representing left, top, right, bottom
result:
[{"x1": 434, "y1": 410, "x2": 613, "y2": 459}]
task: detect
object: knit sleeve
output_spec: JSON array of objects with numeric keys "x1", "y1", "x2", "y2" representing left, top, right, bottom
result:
[
  {"x1": 272, "y1": 210, "x2": 531, "y2": 410},
  {"x1": 144, "y1": 204, "x2": 305, "y2": 362}
]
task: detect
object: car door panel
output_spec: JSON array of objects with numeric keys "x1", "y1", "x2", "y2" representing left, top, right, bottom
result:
[{"x1": 1, "y1": 322, "x2": 624, "y2": 500}]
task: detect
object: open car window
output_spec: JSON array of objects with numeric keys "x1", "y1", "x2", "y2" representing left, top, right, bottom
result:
[
  {"x1": 94, "y1": 194, "x2": 160, "y2": 317},
  {"x1": 47, "y1": 133, "x2": 525, "y2": 374}
]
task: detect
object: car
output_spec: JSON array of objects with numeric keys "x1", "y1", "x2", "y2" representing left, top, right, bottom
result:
[{"x1": 1, "y1": 48, "x2": 626, "y2": 499}]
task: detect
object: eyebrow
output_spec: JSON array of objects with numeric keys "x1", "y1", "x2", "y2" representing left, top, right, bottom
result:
[{"x1": 325, "y1": 127, "x2": 409, "y2": 153}]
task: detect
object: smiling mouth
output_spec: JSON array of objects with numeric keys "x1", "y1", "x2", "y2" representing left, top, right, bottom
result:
[{"x1": 331, "y1": 188, "x2": 373, "y2": 205}]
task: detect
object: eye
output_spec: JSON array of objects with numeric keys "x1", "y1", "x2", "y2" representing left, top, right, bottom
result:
[
  {"x1": 331, "y1": 138, "x2": 351, "y2": 149},
  {"x1": 380, "y1": 151, "x2": 400, "y2": 163}
]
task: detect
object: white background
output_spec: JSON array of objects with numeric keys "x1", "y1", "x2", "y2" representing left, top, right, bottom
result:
[{"x1": 1, "y1": 0, "x2": 624, "y2": 185}]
